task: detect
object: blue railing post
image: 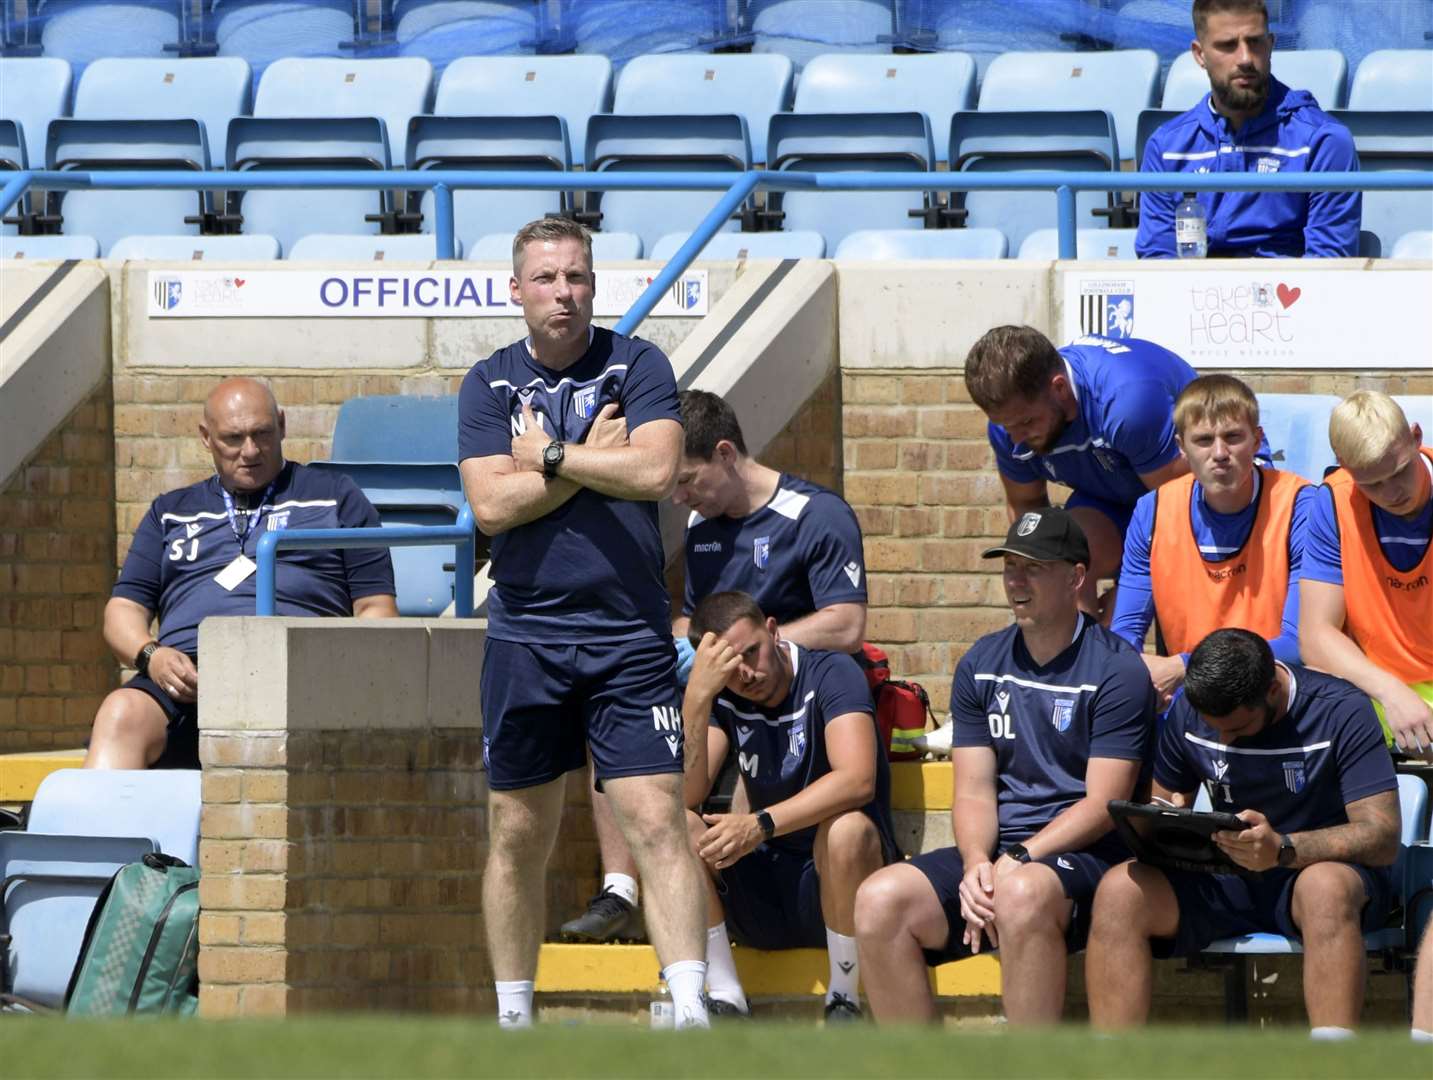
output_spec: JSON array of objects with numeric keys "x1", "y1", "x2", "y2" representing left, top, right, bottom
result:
[
  {"x1": 453, "y1": 505, "x2": 476, "y2": 616},
  {"x1": 0, "y1": 169, "x2": 34, "y2": 221},
  {"x1": 1057, "y1": 185, "x2": 1077, "y2": 260},
  {"x1": 433, "y1": 181, "x2": 455, "y2": 260},
  {"x1": 255, "y1": 530, "x2": 279, "y2": 617}
]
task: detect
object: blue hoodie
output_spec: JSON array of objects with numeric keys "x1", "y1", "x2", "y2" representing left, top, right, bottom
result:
[{"x1": 1136, "y1": 77, "x2": 1360, "y2": 259}]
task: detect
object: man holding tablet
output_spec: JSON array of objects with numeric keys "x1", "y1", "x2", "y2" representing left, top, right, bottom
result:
[{"x1": 1086, "y1": 628, "x2": 1401, "y2": 1036}]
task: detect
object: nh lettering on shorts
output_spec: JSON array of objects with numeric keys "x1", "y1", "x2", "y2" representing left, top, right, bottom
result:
[{"x1": 684, "y1": 475, "x2": 866, "y2": 623}]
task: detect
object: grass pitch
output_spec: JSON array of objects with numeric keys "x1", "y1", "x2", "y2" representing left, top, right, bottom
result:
[{"x1": 5, "y1": 1018, "x2": 1431, "y2": 1079}]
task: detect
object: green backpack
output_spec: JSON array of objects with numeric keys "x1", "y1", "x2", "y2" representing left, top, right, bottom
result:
[{"x1": 66, "y1": 853, "x2": 201, "y2": 1016}]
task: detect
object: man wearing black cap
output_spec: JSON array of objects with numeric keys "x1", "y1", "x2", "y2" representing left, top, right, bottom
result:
[{"x1": 853, "y1": 508, "x2": 1156, "y2": 1025}]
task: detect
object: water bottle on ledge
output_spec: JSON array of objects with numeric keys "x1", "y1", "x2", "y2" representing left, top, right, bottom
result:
[
  {"x1": 650, "y1": 979, "x2": 674, "y2": 1029},
  {"x1": 1176, "y1": 193, "x2": 1208, "y2": 258}
]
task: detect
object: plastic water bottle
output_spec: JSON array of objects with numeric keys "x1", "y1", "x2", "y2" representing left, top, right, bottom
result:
[
  {"x1": 1175, "y1": 193, "x2": 1208, "y2": 258},
  {"x1": 649, "y1": 979, "x2": 674, "y2": 1029}
]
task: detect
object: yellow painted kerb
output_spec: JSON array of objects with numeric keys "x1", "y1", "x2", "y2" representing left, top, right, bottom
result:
[
  {"x1": 0, "y1": 750, "x2": 85, "y2": 802},
  {"x1": 890, "y1": 761, "x2": 953, "y2": 811}
]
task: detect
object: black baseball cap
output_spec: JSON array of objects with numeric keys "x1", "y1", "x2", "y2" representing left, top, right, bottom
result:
[{"x1": 981, "y1": 508, "x2": 1090, "y2": 566}]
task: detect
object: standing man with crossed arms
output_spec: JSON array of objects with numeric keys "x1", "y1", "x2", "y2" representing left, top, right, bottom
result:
[{"x1": 459, "y1": 218, "x2": 709, "y2": 1028}]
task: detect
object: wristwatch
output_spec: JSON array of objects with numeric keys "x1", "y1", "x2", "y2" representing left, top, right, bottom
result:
[
  {"x1": 1004, "y1": 843, "x2": 1032, "y2": 865},
  {"x1": 135, "y1": 641, "x2": 160, "y2": 677},
  {"x1": 1277, "y1": 833, "x2": 1298, "y2": 868},
  {"x1": 541, "y1": 440, "x2": 565, "y2": 479},
  {"x1": 756, "y1": 810, "x2": 777, "y2": 841}
]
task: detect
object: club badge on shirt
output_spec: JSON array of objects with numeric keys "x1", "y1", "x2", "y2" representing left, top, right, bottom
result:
[{"x1": 753, "y1": 536, "x2": 770, "y2": 570}]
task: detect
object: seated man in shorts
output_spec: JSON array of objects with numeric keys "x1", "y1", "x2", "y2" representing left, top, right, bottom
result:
[
  {"x1": 1087, "y1": 628, "x2": 1401, "y2": 1036},
  {"x1": 682, "y1": 591, "x2": 899, "y2": 1021},
  {"x1": 854, "y1": 508, "x2": 1155, "y2": 1024}
]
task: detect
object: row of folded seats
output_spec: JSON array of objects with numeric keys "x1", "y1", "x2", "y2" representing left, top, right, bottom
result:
[{"x1": 3, "y1": 50, "x2": 1430, "y2": 258}]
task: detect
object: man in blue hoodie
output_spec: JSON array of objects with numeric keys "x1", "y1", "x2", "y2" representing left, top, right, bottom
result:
[{"x1": 1136, "y1": 0, "x2": 1360, "y2": 259}]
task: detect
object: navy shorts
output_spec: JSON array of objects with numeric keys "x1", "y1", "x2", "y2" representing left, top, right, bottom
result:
[
  {"x1": 1064, "y1": 491, "x2": 1135, "y2": 539},
  {"x1": 911, "y1": 838, "x2": 1128, "y2": 966},
  {"x1": 1154, "y1": 863, "x2": 1395, "y2": 958},
  {"x1": 719, "y1": 843, "x2": 828, "y2": 951},
  {"x1": 480, "y1": 636, "x2": 683, "y2": 791},
  {"x1": 122, "y1": 673, "x2": 199, "y2": 770}
]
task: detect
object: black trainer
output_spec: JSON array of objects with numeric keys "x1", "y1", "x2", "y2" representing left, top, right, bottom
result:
[
  {"x1": 823, "y1": 993, "x2": 863, "y2": 1023},
  {"x1": 559, "y1": 887, "x2": 646, "y2": 943},
  {"x1": 702, "y1": 993, "x2": 752, "y2": 1020}
]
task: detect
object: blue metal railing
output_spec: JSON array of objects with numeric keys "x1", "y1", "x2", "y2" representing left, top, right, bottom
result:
[{"x1": 254, "y1": 504, "x2": 477, "y2": 618}]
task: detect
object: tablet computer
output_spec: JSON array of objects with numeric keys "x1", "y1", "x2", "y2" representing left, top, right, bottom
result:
[{"x1": 1108, "y1": 800, "x2": 1251, "y2": 876}]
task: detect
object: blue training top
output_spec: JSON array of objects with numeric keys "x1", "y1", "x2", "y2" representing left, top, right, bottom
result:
[
  {"x1": 683, "y1": 474, "x2": 867, "y2": 622},
  {"x1": 1301, "y1": 467, "x2": 1433, "y2": 583},
  {"x1": 711, "y1": 643, "x2": 897, "y2": 859},
  {"x1": 951, "y1": 616, "x2": 1156, "y2": 845},
  {"x1": 1156, "y1": 665, "x2": 1396, "y2": 835},
  {"x1": 989, "y1": 336, "x2": 1197, "y2": 510},
  {"x1": 113, "y1": 462, "x2": 394, "y2": 658},
  {"x1": 458, "y1": 327, "x2": 682, "y2": 644}
]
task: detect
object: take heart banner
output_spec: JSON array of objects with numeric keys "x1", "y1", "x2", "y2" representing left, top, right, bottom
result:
[{"x1": 1061, "y1": 266, "x2": 1431, "y2": 369}]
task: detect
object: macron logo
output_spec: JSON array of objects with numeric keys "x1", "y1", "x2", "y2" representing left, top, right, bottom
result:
[
  {"x1": 843, "y1": 561, "x2": 861, "y2": 588},
  {"x1": 692, "y1": 541, "x2": 723, "y2": 554}
]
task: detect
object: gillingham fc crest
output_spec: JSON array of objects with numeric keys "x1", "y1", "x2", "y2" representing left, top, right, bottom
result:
[
  {"x1": 1016, "y1": 512, "x2": 1041, "y2": 536},
  {"x1": 155, "y1": 278, "x2": 182, "y2": 311}
]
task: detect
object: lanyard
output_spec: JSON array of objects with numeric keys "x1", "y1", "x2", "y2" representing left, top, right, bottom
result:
[{"x1": 219, "y1": 481, "x2": 275, "y2": 555}]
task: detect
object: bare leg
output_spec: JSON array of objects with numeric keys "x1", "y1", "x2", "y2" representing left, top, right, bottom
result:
[
  {"x1": 483, "y1": 777, "x2": 567, "y2": 982},
  {"x1": 813, "y1": 811, "x2": 884, "y2": 935},
  {"x1": 1067, "y1": 504, "x2": 1123, "y2": 624},
  {"x1": 591, "y1": 777, "x2": 640, "y2": 880},
  {"x1": 853, "y1": 862, "x2": 948, "y2": 1023},
  {"x1": 83, "y1": 689, "x2": 169, "y2": 769},
  {"x1": 686, "y1": 808, "x2": 725, "y2": 926},
  {"x1": 1086, "y1": 861, "x2": 1180, "y2": 1029},
  {"x1": 991, "y1": 863, "x2": 1072, "y2": 1024},
  {"x1": 1413, "y1": 915, "x2": 1433, "y2": 1033},
  {"x1": 1289, "y1": 862, "x2": 1369, "y2": 1030}
]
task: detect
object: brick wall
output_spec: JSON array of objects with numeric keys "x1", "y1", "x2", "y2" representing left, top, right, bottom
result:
[{"x1": 0, "y1": 381, "x2": 117, "y2": 752}]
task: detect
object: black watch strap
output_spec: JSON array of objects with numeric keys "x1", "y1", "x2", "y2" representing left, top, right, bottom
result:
[
  {"x1": 1004, "y1": 843, "x2": 1032, "y2": 865},
  {"x1": 756, "y1": 810, "x2": 776, "y2": 840},
  {"x1": 135, "y1": 641, "x2": 160, "y2": 677},
  {"x1": 542, "y1": 440, "x2": 565, "y2": 480}
]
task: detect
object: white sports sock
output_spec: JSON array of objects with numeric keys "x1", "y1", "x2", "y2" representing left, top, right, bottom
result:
[
  {"x1": 1309, "y1": 1026, "x2": 1356, "y2": 1041},
  {"x1": 603, "y1": 872, "x2": 639, "y2": 907},
  {"x1": 495, "y1": 980, "x2": 534, "y2": 1029},
  {"x1": 661, "y1": 960, "x2": 710, "y2": 1029},
  {"x1": 825, "y1": 929, "x2": 860, "y2": 1005},
  {"x1": 703, "y1": 922, "x2": 747, "y2": 1010},
  {"x1": 1412, "y1": 1028, "x2": 1433, "y2": 1043}
]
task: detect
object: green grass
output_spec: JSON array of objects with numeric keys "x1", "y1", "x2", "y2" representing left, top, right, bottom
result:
[{"x1": 4, "y1": 1018, "x2": 1430, "y2": 1080}]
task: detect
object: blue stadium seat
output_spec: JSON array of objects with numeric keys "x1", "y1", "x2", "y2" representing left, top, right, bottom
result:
[
  {"x1": 226, "y1": 116, "x2": 391, "y2": 256},
  {"x1": 1350, "y1": 49, "x2": 1433, "y2": 110},
  {"x1": 0, "y1": 119, "x2": 23, "y2": 171},
  {"x1": 1255, "y1": 393, "x2": 1344, "y2": 482},
  {"x1": 1163, "y1": 50, "x2": 1349, "y2": 112},
  {"x1": 834, "y1": 227, "x2": 1007, "y2": 259},
  {"x1": 0, "y1": 234, "x2": 99, "y2": 259},
  {"x1": 1017, "y1": 228, "x2": 1139, "y2": 260},
  {"x1": 948, "y1": 110, "x2": 1118, "y2": 257},
  {"x1": 0, "y1": 57, "x2": 72, "y2": 180},
  {"x1": 648, "y1": 230, "x2": 825, "y2": 261},
  {"x1": 768, "y1": 110, "x2": 934, "y2": 253},
  {"x1": 795, "y1": 53, "x2": 977, "y2": 166},
  {"x1": 72, "y1": 57, "x2": 251, "y2": 163},
  {"x1": 394, "y1": 0, "x2": 538, "y2": 69},
  {"x1": 1135, "y1": 108, "x2": 1179, "y2": 166},
  {"x1": 29, "y1": 768, "x2": 202, "y2": 866},
  {"x1": 253, "y1": 57, "x2": 433, "y2": 164},
  {"x1": 46, "y1": 118, "x2": 210, "y2": 255},
  {"x1": 287, "y1": 233, "x2": 458, "y2": 260},
  {"x1": 612, "y1": 55, "x2": 792, "y2": 166},
  {"x1": 405, "y1": 114, "x2": 570, "y2": 256},
  {"x1": 978, "y1": 50, "x2": 1158, "y2": 163},
  {"x1": 467, "y1": 230, "x2": 642, "y2": 261},
  {"x1": 1394, "y1": 394, "x2": 1433, "y2": 440},
  {"x1": 436, "y1": 55, "x2": 611, "y2": 167},
  {"x1": 1328, "y1": 109, "x2": 1433, "y2": 260},
  {"x1": 331, "y1": 393, "x2": 459, "y2": 463},
  {"x1": 213, "y1": 0, "x2": 356, "y2": 82},
  {"x1": 1107, "y1": 0, "x2": 1189, "y2": 58},
  {"x1": 37, "y1": 0, "x2": 180, "y2": 74},
  {"x1": 1301, "y1": 3, "x2": 1433, "y2": 88},
  {"x1": 1159, "y1": 51, "x2": 1208, "y2": 111},
  {"x1": 569, "y1": 0, "x2": 726, "y2": 67},
  {"x1": 106, "y1": 234, "x2": 280, "y2": 260},
  {"x1": 920, "y1": 1, "x2": 1072, "y2": 85},
  {"x1": 748, "y1": 0, "x2": 893, "y2": 73},
  {"x1": 585, "y1": 112, "x2": 751, "y2": 256},
  {"x1": 1391, "y1": 230, "x2": 1433, "y2": 259}
]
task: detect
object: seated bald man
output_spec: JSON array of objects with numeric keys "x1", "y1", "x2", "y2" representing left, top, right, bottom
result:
[{"x1": 85, "y1": 378, "x2": 398, "y2": 770}]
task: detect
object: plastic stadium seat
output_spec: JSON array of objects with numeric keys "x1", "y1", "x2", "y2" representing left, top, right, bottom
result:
[
  {"x1": 1392, "y1": 231, "x2": 1433, "y2": 258},
  {"x1": 226, "y1": 116, "x2": 391, "y2": 256},
  {"x1": 1255, "y1": 393, "x2": 1344, "y2": 482},
  {"x1": 394, "y1": 0, "x2": 538, "y2": 69},
  {"x1": 584, "y1": 113, "x2": 751, "y2": 256},
  {"x1": 948, "y1": 110, "x2": 1119, "y2": 257},
  {"x1": 435, "y1": 55, "x2": 612, "y2": 167},
  {"x1": 1159, "y1": 51, "x2": 1209, "y2": 110},
  {"x1": 749, "y1": 0, "x2": 894, "y2": 73},
  {"x1": 213, "y1": 0, "x2": 356, "y2": 81},
  {"x1": 287, "y1": 233, "x2": 459, "y2": 260},
  {"x1": 1301, "y1": 2, "x2": 1433, "y2": 88},
  {"x1": 1162, "y1": 50, "x2": 1349, "y2": 112},
  {"x1": 1135, "y1": 108, "x2": 1179, "y2": 167},
  {"x1": 29, "y1": 769, "x2": 202, "y2": 865},
  {"x1": 0, "y1": 234, "x2": 100, "y2": 259},
  {"x1": 0, "y1": 119, "x2": 23, "y2": 171},
  {"x1": 1394, "y1": 395, "x2": 1433, "y2": 440},
  {"x1": 612, "y1": 55, "x2": 793, "y2": 166},
  {"x1": 648, "y1": 230, "x2": 825, "y2": 261},
  {"x1": 978, "y1": 50, "x2": 1158, "y2": 162},
  {"x1": 834, "y1": 228, "x2": 1007, "y2": 259},
  {"x1": 46, "y1": 118, "x2": 211, "y2": 256},
  {"x1": 569, "y1": 0, "x2": 726, "y2": 68},
  {"x1": 468, "y1": 230, "x2": 641, "y2": 261},
  {"x1": 795, "y1": 53, "x2": 977, "y2": 166},
  {"x1": 1329, "y1": 109, "x2": 1433, "y2": 260},
  {"x1": 107, "y1": 234, "x2": 281, "y2": 260},
  {"x1": 37, "y1": 0, "x2": 180, "y2": 73},
  {"x1": 404, "y1": 114, "x2": 570, "y2": 256},
  {"x1": 73, "y1": 58, "x2": 252, "y2": 159},
  {"x1": 331, "y1": 394, "x2": 459, "y2": 464},
  {"x1": 921, "y1": 1, "x2": 1072, "y2": 85},
  {"x1": 0, "y1": 57, "x2": 72, "y2": 179},
  {"x1": 254, "y1": 57, "x2": 433, "y2": 164},
  {"x1": 1017, "y1": 228, "x2": 1139, "y2": 260},
  {"x1": 1350, "y1": 50, "x2": 1433, "y2": 110},
  {"x1": 768, "y1": 111, "x2": 934, "y2": 253}
]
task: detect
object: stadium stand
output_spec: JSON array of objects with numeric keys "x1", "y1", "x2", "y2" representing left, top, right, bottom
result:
[
  {"x1": 1392, "y1": 230, "x2": 1433, "y2": 258},
  {"x1": 568, "y1": 0, "x2": 723, "y2": 67},
  {"x1": 1016, "y1": 227, "x2": 1139, "y2": 260},
  {"x1": 36, "y1": 0, "x2": 181, "y2": 72},
  {"x1": 1329, "y1": 109, "x2": 1433, "y2": 261},
  {"x1": 393, "y1": 0, "x2": 539, "y2": 68},
  {"x1": 106, "y1": 234, "x2": 281, "y2": 260},
  {"x1": 286, "y1": 232, "x2": 457, "y2": 259},
  {"x1": 0, "y1": 233, "x2": 99, "y2": 258},
  {"x1": 1299, "y1": 2, "x2": 1433, "y2": 82},
  {"x1": 0, "y1": 56, "x2": 71, "y2": 185},
  {"x1": 1349, "y1": 48, "x2": 1433, "y2": 110},
  {"x1": 72, "y1": 57, "x2": 252, "y2": 161},
  {"x1": 647, "y1": 229, "x2": 825, "y2": 261},
  {"x1": 917, "y1": 0, "x2": 1073, "y2": 83},
  {"x1": 213, "y1": 0, "x2": 358, "y2": 81},
  {"x1": 467, "y1": 229, "x2": 641, "y2": 260},
  {"x1": 748, "y1": 0, "x2": 894, "y2": 73},
  {"x1": 833, "y1": 227, "x2": 1008, "y2": 259}
]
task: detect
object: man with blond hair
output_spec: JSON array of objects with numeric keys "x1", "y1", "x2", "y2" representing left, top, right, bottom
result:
[
  {"x1": 1111, "y1": 374, "x2": 1314, "y2": 706},
  {"x1": 1300, "y1": 390, "x2": 1433, "y2": 757}
]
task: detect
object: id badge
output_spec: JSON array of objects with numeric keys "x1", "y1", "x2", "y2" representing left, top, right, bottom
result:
[{"x1": 214, "y1": 554, "x2": 257, "y2": 591}]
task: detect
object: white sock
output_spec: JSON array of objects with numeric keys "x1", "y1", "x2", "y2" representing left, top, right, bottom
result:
[
  {"x1": 661, "y1": 960, "x2": 710, "y2": 1029},
  {"x1": 703, "y1": 923, "x2": 747, "y2": 1010},
  {"x1": 1412, "y1": 1028, "x2": 1433, "y2": 1043},
  {"x1": 603, "y1": 872, "x2": 639, "y2": 907},
  {"x1": 1309, "y1": 1026, "x2": 1355, "y2": 1041},
  {"x1": 826, "y1": 929, "x2": 860, "y2": 1005},
  {"x1": 495, "y1": 980, "x2": 534, "y2": 1029}
]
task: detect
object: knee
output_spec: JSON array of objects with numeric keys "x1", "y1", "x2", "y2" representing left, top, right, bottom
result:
[
  {"x1": 816, "y1": 812, "x2": 881, "y2": 876},
  {"x1": 1291, "y1": 864, "x2": 1365, "y2": 932},
  {"x1": 992, "y1": 867, "x2": 1065, "y2": 935},
  {"x1": 91, "y1": 690, "x2": 156, "y2": 742},
  {"x1": 854, "y1": 865, "x2": 917, "y2": 942}
]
